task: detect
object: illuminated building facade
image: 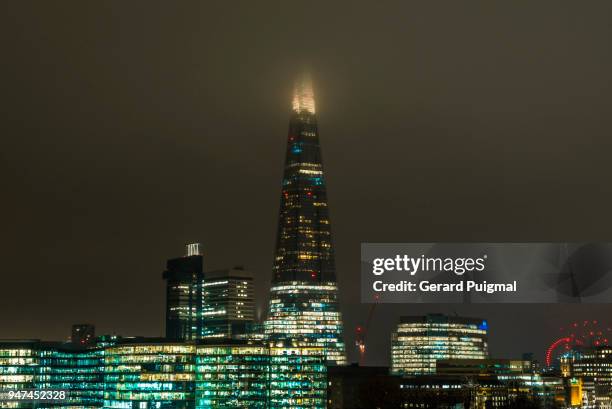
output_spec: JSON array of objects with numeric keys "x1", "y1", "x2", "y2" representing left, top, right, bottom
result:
[
  {"x1": 391, "y1": 314, "x2": 489, "y2": 376},
  {"x1": 436, "y1": 359, "x2": 532, "y2": 375},
  {"x1": 163, "y1": 244, "x2": 204, "y2": 341},
  {"x1": 398, "y1": 359, "x2": 565, "y2": 409},
  {"x1": 194, "y1": 341, "x2": 268, "y2": 408},
  {"x1": 0, "y1": 340, "x2": 105, "y2": 409},
  {"x1": 103, "y1": 340, "x2": 195, "y2": 409},
  {"x1": 0, "y1": 341, "x2": 39, "y2": 409},
  {"x1": 563, "y1": 346, "x2": 612, "y2": 408},
  {"x1": 37, "y1": 344, "x2": 104, "y2": 408},
  {"x1": 265, "y1": 74, "x2": 347, "y2": 366},
  {"x1": 440, "y1": 359, "x2": 565, "y2": 407},
  {"x1": 201, "y1": 268, "x2": 255, "y2": 340},
  {"x1": 399, "y1": 375, "x2": 509, "y2": 409},
  {"x1": 268, "y1": 343, "x2": 327, "y2": 409}
]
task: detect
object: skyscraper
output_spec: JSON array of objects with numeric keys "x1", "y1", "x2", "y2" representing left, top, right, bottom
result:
[
  {"x1": 201, "y1": 267, "x2": 256, "y2": 340},
  {"x1": 265, "y1": 74, "x2": 347, "y2": 366},
  {"x1": 163, "y1": 243, "x2": 204, "y2": 341}
]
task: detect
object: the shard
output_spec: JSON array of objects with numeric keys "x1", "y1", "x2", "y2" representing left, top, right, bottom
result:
[{"x1": 265, "y1": 74, "x2": 347, "y2": 366}]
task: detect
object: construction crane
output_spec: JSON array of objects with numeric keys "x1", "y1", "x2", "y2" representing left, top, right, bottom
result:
[{"x1": 355, "y1": 294, "x2": 379, "y2": 366}]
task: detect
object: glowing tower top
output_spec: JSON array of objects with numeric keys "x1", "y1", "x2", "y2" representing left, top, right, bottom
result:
[{"x1": 291, "y1": 73, "x2": 316, "y2": 114}]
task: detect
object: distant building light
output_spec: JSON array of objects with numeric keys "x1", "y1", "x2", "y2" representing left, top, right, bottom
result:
[{"x1": 186, "y1": 243, "x2": 202, "y2": 256}]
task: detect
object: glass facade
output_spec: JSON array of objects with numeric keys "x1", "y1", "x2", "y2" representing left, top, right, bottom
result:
[
  {"x1": 194, "y1": 341, "x2": 268, "y2": 408},
  {"x1": 103, "y1": 342, "x2": 195, "y2": 409},
  {"x1": 0, "y1": 342, "x2": 38, "y2": 409},
  {"x1": 266, "y1": 283, "x2": 345, "y2": 365},
  {"x1": 391, "y1": 314, "x2": 489, "y2": 376},
  {"x1": 268, "y1": 344, "x2": 327, "y2": 409},
  {"x1": 0, "y1": 340, "x2": 107, "y2": 409},
  {"x1": 265, "y1": 74, "x2": 346, "y2": 366},
  {"x1": 37, "y1": 346, "x2": 104, "y2": 408},
  {"x1": 1, "y1": 337, "x2": 327, "y2": 409},
  {"x1": 163, "y1": 245, "x2": 204, "y2": 341},
  {"x1": 201, "y1": 268, "x2": 255, "y2": 340}
]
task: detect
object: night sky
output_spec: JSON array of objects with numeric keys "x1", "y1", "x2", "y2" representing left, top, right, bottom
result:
[{"x1": 1, "y1": 1, "x2": 612, "y2": 366}]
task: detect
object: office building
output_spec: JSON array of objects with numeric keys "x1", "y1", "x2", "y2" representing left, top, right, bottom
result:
[
  {"x1": 0, "y1": 339, "x2": 105, "y2": 409},
  {"x1": 436, "y1": 358, "x2": 565, "y2": 407},
  {"x1": 103, "y1": 339, "x2": 196, "y2": 409},
  {"x1": 563, "y1": 346, "x2": 612, "y2": 408},
  {"x1": 163, "y1": 244, "x2": 204, "y2": 341},
  {"x1": 194, "y1": 340, "x2": 268, "y2": 408},
  {"x1": 391, "y1": 314, "x2": 489, "y2": 376},
  {"x1": 265, "y1": 74, "x2": 347, "y2": 366},
  {"x1": 201, "y1": 267, "x2": 255, "y2": 340},
  {"x1": 436, "y1": 358, "x2": 532, "y2": 376},
  {"x1": 268, "y1": 342, "x2": 327, "y2": 409},
  {"x1": 37, "y1": 343, "x2": 104, "y2": 408},
  {"x1": 0, "y1": 340, "x2": 39, "y2": 409},
  {"x1": 399, "y1": 375, "x2": 509, "y2": 408}
]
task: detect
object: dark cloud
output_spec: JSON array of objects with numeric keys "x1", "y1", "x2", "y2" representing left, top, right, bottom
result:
[{"x1": 1, "y1": 0, "x2": 611, "y2": 365}]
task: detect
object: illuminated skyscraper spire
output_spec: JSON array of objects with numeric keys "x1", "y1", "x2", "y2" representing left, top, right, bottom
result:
[
  {"x1": 265, "y1": 73, "x2": 347, "y2": 366},
  {"x1": 292, "y1": 73, "x2": 316, "y2": 114}
]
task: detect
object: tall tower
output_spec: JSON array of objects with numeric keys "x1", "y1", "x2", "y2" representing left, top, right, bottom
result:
[
  {"x1": 265, "y1": 74, "x2": 347, "y2": 366},
  {"x1": 163, "y1": 243, "x2": 204, "y2": 341}
]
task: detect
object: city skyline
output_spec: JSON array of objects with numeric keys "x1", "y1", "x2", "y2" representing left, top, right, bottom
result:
[
  {"x1": 2, "y1": 1, "x2": 612, "y2": 368},
  {"x1": 2, "y1": 69, "x2": 610, "y2": 365}
]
